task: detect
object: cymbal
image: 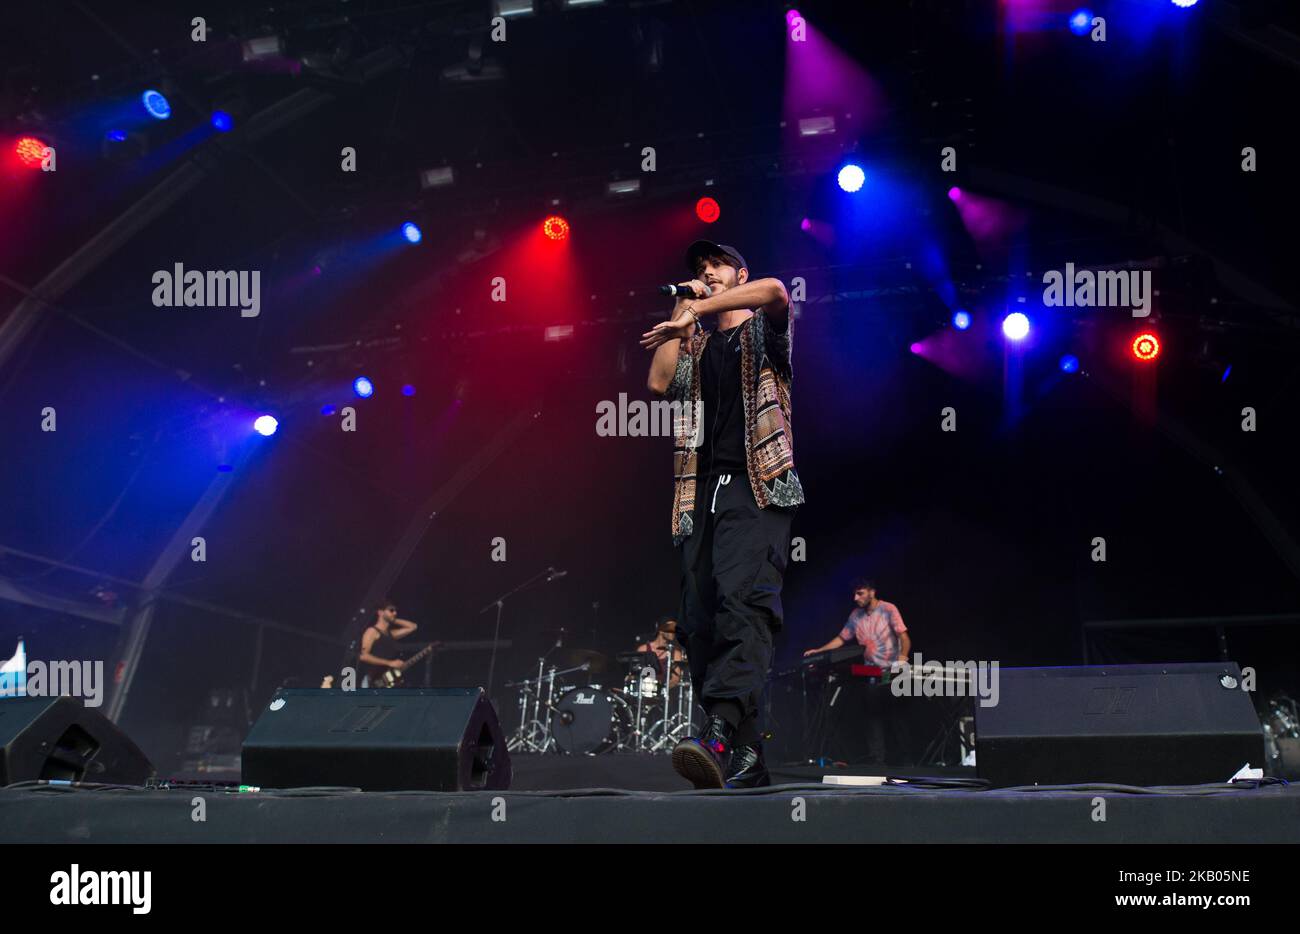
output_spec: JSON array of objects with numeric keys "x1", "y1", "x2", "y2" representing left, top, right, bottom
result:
[{"x1": 565, "y1": 648, "x2": 610, "y2": 672}]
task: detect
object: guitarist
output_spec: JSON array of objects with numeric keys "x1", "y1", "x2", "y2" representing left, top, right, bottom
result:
[{"x1": 359, "y1": 601, "x2": 419, "y2": 687}]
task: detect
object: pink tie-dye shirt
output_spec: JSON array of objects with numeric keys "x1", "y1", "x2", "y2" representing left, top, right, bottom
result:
[{"x1": 839, "y1": 601, "x2": 907, "y2": 667}]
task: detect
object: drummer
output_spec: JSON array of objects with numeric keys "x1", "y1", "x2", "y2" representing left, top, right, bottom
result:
[{"x1": 636, "y1": 616, "x2": 687, "y2": 689}]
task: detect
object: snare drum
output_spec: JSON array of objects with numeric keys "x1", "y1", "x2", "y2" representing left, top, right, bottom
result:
[{"x1": 552, "y1": 685, "x2": 632, "y2": 755}]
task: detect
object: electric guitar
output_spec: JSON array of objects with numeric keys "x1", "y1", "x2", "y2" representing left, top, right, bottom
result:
[
  {"x1": 374, "y1": 641, "x2": 442, "y2": 688},
  {"x1": 371, "y1": 640, "x2": 509, "y2": 688}
]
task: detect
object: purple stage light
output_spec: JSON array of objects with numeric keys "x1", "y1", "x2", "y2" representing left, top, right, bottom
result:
[{"x1": 947, "y1": 186, "x2": 962, "y2": 201}]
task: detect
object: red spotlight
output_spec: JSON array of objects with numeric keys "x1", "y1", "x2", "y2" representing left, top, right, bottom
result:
[
  {"x1": 1131, "y1": 331, "x2": 1160, "y2": 362},
  {"x1": 695, "y1": 197, "x2": 720, "y2": 224},
  {"x1": 542, "y1": 215, "x2": 569, "y2": 241},
  {"x1": 15, "y1": 136, "x2": 50, "y2": 168}
]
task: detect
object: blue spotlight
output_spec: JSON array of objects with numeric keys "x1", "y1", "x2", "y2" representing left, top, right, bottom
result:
[
  {"x1": 837, "y1": 164, "x2": 865, "y2": 193},
  {"x1": 952, "y1": 310, "x2": 971, "y2": 330},
  {"x1": 1002, "y1": 312, "x2": 1030, "y2": 341},
  {"x1": 1069, "y1": 9, "x2": 1092, "y2": 34},
  {"x1": 1059, "y1": 354, "x2": 1080, "y2": 373},
  {"x1": 253, "y1": 414, "x2": 279, "y2": 436},
  {"x1": 320, "y1": 404, "x2": 336, "y2": 416},
  {"x1": 106, "y1": 129, "x2": 128, "y2": 142},
  {"x1": 353, "y1": 377, "x2": 375, "y2": 398},
  {"x1": 1171, "y1": 0, "x2": 1198, "y2": 7},
  {"x1": 141, "y1": 89, "x2": 171, "y2": 120},
  {"x1": 401, "y1": 384, "x2": 416, "y2": 397},
  {"x1": 401, "y1": 222, "x2": 422, "y2": 244},
  {"x1": 211, "y1": 111, "x2": 234, "y2": 132}
]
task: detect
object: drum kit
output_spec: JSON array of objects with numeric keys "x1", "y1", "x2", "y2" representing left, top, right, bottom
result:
[{"x1": 505, "y1": 643, "x2": 702, "y2": 755}]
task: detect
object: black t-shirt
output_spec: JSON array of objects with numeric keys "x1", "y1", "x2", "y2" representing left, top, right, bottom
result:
[
  {"x1": 698, "y1": 323, "x2": 747, "y2": 480},
  {"x1": 364, "y1": 626, "x2": 401, "y2": 677}
]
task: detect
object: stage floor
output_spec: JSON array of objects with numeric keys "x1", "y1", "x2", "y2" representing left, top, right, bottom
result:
[{"x1": 3, "y1": 754, "x2": 1297, "y2": 843}]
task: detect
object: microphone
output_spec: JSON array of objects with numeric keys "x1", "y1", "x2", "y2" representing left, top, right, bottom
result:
[{"x1": 658, "y1": 283, "x2": 712, "y2": 298}]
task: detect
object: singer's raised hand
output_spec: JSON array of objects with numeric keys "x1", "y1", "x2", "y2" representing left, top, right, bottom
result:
[{"x1": 640, "y1": 312, "x2": 695, "y2": 350}]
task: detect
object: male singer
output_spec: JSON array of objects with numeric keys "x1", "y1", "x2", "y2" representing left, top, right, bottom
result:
[{"x1": 643, "y1": 240, "x2": 802, "y2": 788}]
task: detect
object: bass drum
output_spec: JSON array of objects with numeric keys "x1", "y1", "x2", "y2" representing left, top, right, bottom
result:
[{"x1": 552, "y1": 685, "x2": 632, "y2": 755}]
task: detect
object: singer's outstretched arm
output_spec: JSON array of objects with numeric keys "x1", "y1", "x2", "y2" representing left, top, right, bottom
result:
[
  {"x1": 689, "y1": 278, "x2": 789, "y2": 328},
  {"x1": 641, "y1": 278, "x2": 789, "y2": 351}
]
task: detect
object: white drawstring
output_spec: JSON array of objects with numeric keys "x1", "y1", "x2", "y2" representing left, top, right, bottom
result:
[{"x1": 710, "y1": 473, "x2": 732, "y2": 514}]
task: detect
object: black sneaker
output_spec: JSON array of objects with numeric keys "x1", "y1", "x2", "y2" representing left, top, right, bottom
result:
[
  {"x1": 671, "y1": 714, "x2": 734, "y2": 789},
  {"x1": 724, "y1": 742, "x2": 771, "y2": 789}
]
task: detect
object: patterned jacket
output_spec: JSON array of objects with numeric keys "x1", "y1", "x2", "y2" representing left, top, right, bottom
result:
[{"x1": 666, "y1": 307, "x2": 804, "y2": 544}]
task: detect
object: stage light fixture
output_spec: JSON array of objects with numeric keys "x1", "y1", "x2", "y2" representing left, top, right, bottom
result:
[
  {"x1": 1131, "y1": 332, "x2": 1160, "y2": 362},
  {"x1": 493, "y1": 0, "x2": 535, "y2": 17},
  {"x1": 401, "y1": 222, "x2": 422, "y2": 244},
  {"x1": 1002, "y1": 312, "x2": 1030, "y2": 341},
  {"x1": 543, "y1": 215, "x2": 570, "y2": 240},
  {"x1": 419, "y1": 166, "x2": 455, "y2": 189},
  {"x1": 947, "y1": 186, "x2": 962, "y2": 200},
  {"x1": 1060, "y1": 354, "x2": 1080, "y2": 373},
  {"x1": 242, "y1": 36, "x2": 285, "y2": 62},
  {"x1": 401, "y1": 384, "x2": 416, "y2": 397},
  {"x1": 797, "y1": 116, "x2": 836, "y2": 137},
  {"x1": 142, "y1": 90, "x2": 171, "y2": 120},
  {"x1": 1069, "y1": 10, "x2": 1093, "y2": 34},
  {"x1": 211, "y1": 111, "x2": 234, "y2": 132},
  {"x1": 695, "y1": 197, "x2": 720, "y2": 223},
  {"x1": 1171, "y1": 0, "x2": 1198, "y2": 7},
  {"x1": 952, "y1": 310, "x2": 971, "y2": 330},
  {"x1": 15, "y1": 136, "x2": 49, "y2": 168},
  {"x1": 353, "y1": 377, "x2": 375, "y2": 398},
  {"x1": 837, "y1": 164, "x2": 865, "y2": 193},
  {"x1": 606, "y1": 178, "x2": 641, "y2": 198},
  {"x1": 253, "y1": 415, "x2": 279, "y2": 436}
]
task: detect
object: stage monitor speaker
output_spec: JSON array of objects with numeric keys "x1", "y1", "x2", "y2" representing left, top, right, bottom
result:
[
  {"x1": 0, "y1": 695, "x2": 155, "y2": 786},
  {"x1": 975, "y1": 663, "x2": 1264, "y2": 788},
  {"x1": 241, "y1": 687, "x2": 511, "y2": 792}
]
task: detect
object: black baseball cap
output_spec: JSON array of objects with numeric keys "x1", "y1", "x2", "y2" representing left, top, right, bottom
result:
[{"x1": 685, "y1": 239, "x2": 748, "y2": 276}]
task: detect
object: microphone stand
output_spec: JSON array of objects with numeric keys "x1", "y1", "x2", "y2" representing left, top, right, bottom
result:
[{"x1": 479, "y1": 567, "x2": 560, "y2": 704}]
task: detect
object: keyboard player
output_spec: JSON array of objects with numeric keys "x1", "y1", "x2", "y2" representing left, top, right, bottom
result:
[{"x1": 803, "y1": 579, "x2": 911, "y2": 764}]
